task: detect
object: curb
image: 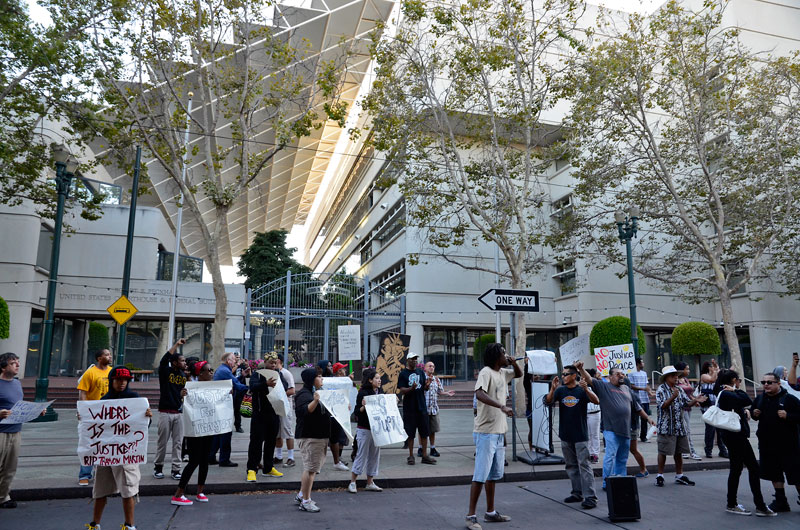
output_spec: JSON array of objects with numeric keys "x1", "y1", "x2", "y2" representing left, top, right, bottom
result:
[{"x1": 11, "y1": 460, "x2": 730, "y2": 502}]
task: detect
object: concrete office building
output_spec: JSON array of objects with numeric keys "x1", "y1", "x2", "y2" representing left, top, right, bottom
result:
[{"x1": 300, "y1": 0, "x2": 800, "y2": 382}]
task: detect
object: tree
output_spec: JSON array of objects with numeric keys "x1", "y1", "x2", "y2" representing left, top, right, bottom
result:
[
  {"x1": 472, "y1": 333, "x2": 495, "y2": 364},
  {"x1": 672, "y1": 321, "x2": 720, "y2": 357},
  {"x1": 362, "y1": 0, "x2": 585, "y2": 357},
  {"x1": 563, "y1": 0, "x2": 800, "y2": 375},
  {"x1": 0, "y1": 296, "x2": 9, "y2": 340},
  {"x1": 589, "y1": 316, "x2": 645, "y2": 354},
  {"x1": 87, "y1": 0, "x2": 356, "y2": 363},
  {"x1": 87, "y1": 321, "x2": 110, "y2": 353},
  {"x1": 0, "y1": 0, "x2": 122, "y2": 221},
  {"x1": 238, "y1": 230, "x2": 310, "y2": 290}
]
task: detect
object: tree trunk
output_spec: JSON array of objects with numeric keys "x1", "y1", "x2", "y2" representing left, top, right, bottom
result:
[
  {"x1": 206, "y1": 242, "x2": 228, "y2": 367},
  {"x1": 510, "y1": 274, "x2": 527, "y2": 359},
  {"x1": 717, "y1": 285, "x2": 743, "y2": 376}
]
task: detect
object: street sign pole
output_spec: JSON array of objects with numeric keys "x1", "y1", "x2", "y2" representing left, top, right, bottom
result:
[{"x1": 116, "y1": 145, "x2": 142, "y2": 365}]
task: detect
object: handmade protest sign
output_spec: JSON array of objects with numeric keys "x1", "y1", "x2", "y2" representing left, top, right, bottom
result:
[
  {"x1": 318, "y1": 388, "x2": 353, "y2": 443},
  {"x1": 256, "y1": 369, "x2": 290, "y2": 417},
  {"x1": 526, "y1": 350, "x2": 558, "y2": 375},
  {"x1": 182, "y1": 380, "x2": 234, "y2": 437},
  {"x1": 364, "y1": 393, "x2": 407, "y2": 447},
  {"x1": 321, "y1": 377, "x2": 357, "y2": 412},
  {"x1": 337, "y1": 325, "x2": 361, "y2": 361},
  {"x1": 593, "y1": 343, "x2": 636, "y2": 376},
  {"x1": 0, "y1": 400, "x2": 54, "y2": 424},
  {"x1": 559, "y1": 334, "x2": 590, "y2": 368},
  {"x1": 77, "y1": 397, "x2": 149, "y2": 466}
]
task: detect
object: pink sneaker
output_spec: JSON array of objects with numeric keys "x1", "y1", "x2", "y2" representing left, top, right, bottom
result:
[
  {"x1": 171, "y1": 495, "x2": 193, "y2": 506},
  {"x1": 196, "y1": 493, "x2": 209, "y2": 503}
]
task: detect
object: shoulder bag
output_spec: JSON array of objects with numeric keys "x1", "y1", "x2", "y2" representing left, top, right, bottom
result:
[{"x1": 701, "y1": 392, "x2": 741, "y2": 432}]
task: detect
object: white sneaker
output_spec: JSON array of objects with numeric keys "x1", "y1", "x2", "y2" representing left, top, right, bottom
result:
[
  {"x1": 364, "y1": 482, "x2": 383, "y2": 492},
  {"x1": 294, "y1": 493, "x2": 303, "y2": 505},
  {"x1": 347, "y1": 482, "x2": 357, "y2": 494},
  {"x1": 299, "y1": 499, "x2": 320, "y2": 512},
  {"x1": 689, "y1": 453, "x2": 702, "y2": 461},
  {"x1": 333, "y1": 461, "x2": 349, "y2": 471}
]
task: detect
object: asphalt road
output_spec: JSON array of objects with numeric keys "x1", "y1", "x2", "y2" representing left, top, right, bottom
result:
[{"x1": 4, "y1": 470, "x2": 799, "y2": 529}]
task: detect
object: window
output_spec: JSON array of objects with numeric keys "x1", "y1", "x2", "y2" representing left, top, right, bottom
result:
[
  {"x1": 36, "y1": 225, "x2": 53, "y2": 270},
  {"x1": 550, "y1": 194, "x2": 573, "y2": 217},
  {"x1": 157, "y1": 250, "x2": 203, "y2": 282},
  {"x1": 553, "y1": 259, "x2": 576, "y2": 296},
  {"x1": 555, "y1": 157, "x2": 570, "y2": 172}
]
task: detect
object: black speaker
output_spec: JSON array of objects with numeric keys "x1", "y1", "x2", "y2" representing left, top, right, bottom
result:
[{"x1": 606, "y1": 476, "x2": 641, "y2": 522}]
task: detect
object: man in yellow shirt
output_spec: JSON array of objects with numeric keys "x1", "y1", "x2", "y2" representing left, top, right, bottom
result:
[{"x1": 77, "y1": 349, "x2": 112, "y2": 485}]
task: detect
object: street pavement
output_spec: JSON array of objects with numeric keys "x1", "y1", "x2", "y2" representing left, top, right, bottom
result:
[{"x1": 3, "y1": 471, "x2": 800, "y2": 529}]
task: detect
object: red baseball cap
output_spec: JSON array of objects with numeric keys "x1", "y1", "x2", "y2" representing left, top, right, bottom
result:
[{"x1": 332, "y1": 362, "x2": 348, "y2": 373}]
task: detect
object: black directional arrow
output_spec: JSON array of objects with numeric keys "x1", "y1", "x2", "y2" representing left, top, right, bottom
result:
[{"x1": 478, "y1": 289, "x2": 540, "y2": 312}]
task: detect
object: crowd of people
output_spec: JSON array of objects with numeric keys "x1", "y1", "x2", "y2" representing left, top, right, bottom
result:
[{"x1": 1, "y1": 345, "x2": 800, "y2": 530}]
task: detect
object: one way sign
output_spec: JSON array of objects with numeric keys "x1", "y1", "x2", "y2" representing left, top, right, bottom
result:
[{"x1": 478, "y1": 289, "x2": 540, "y2": 312}]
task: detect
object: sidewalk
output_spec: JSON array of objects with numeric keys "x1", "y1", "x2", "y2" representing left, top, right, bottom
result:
[{"x1": 11, "y1": 408, "x2": 736, "y2": 501}]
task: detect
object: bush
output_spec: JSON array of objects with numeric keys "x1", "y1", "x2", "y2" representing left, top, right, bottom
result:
[
  {"x1": 0, "y1": 296, "x2": 9, "y2": 340},
  {"x1": 590, "y1": 316, "x2": 646, "y2": 354},
  {"x1": 473, "y1": 334, "x2": 496, "y2": 364},
  {"x1": 671, "y1": 321, "x2": 721, "y2": 357},
  {"x1": 88, "y1": 322, "x2": 110, "y2": 353}
]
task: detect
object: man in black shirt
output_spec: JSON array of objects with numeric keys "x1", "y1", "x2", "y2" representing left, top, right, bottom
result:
[
  {"x1": 545, "y1": 365, "x2": 599, "y2": 509},
  {"x1": 155, "y1": 338, "x2": 187, "y2": 480},
  {"x1": 397, "y1": 353, "x2": 435, "y2": 465}
]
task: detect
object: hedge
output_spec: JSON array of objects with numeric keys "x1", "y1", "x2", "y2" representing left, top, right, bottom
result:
[
  {"x1": 0, "y1": 296, "x2": 9, "y2": 340},
  {"x1": 589, "y1": 316, "x2": 646, "y2": 355},
  {"x1": 473, "y1": 333, "x2": 496, "y2": 364},
  {"x1": 88, "y1": 322, "x2": 110, "y2": 353},
  {"x1": 671, "y1": 321, "x2": 721, "y2": 357}
]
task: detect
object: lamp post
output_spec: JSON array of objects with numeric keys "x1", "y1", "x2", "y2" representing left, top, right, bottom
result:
[
  {"x1": 33, "y1": 143, "x2": 78, "y2": 422},
  {"x1": 615, "y1": 206, "x2": 640, "y2": 358}
]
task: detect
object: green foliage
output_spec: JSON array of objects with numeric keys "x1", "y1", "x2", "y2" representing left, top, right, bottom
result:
[
  {"x1": 238, "y1": 230, "x2": 310, "y2": 290},
  {"x1": 473, "y1": 334, "x2": 496, "y2": 364},
  {"x1": 671, "y1": 321, "x2": 721, "y2": 357},
  {"x1": 0, "y1": 296, "x2": 9, "y2": 340},
  {"x1": 590, "y1": 316, "x2": 645, "y2": 355},
  {"x1": 87, "y1": 322, "x2": 109, "y2": 352}
]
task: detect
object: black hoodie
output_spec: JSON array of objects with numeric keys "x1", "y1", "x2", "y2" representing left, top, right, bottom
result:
[
  {"x1": 751, "y1": 388, "x2": 800, "y2": 449},
  {"x1": 101, "y1": 366, "x2": 140, "y2": 400},
  {"x1": 294, "y1": 368, "x2": 330, "y2": 439}
]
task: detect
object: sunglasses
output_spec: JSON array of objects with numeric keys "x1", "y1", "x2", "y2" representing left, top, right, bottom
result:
[
  {"x1": 561, "y1": 372, "x2": 575, "y2": 377},
  {"x1": 760, "y1": 380, "x2": 778, "y2": 386}
]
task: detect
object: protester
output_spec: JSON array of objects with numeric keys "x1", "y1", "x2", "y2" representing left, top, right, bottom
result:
[
  {"x1": 233, "y1": 354, "x2": 250, "y2": 433},
  {"x1": 246, "y1": 356, "x2": 284, "y2": 482},
  {"x1": 154, "y1": 338, "x2": 188, "y2": 480},
  {"x1": 274, "y1": 356, "x2": 296, "y2": 467},
  {"x1": 348, "y1": 368, "x2": 384, "y2": 494},
  {"x1": 654, "y1": 365, "x2": 707, "y2": 487},
  {"x1": 317, "y1": 359, "x2": 333, "y2": 377},
  {"x1": 465, "y1": 343, "x2": 522, "y2": 530},
  {"x1": 398, "y1": 353, "x2": 435, "y2": 465},
  {"x1": 751, "y1": 372, "x2": 800, "y2": 513},
  {"x1": 623, "y1": 378, "x2": 649, "y2": 479},
  {"x1": 699, "y1": 360, "x2": 728, "y2": 458},
  {"x1": 209, "y1": 353, "x2": 248, "y2": 467},
  {"x1": 585, "y1": 368, "x2": 602, "y2": 464},
  {"x1": 77, "y1": 348, "x2": 113, "y2": 486},
  {"x1": 714, "y1": 369, "x2": 774, "y2": 516},
  {"x1": 85, "y1": 366, "x2": 152, "y2": 530},
  {"x1": 628, "y1": 357, "x2": 651, "y2": 442},
  {"x1": 0, "y1": 352, "x2": 45, "y2": 509},
  {"x1": 171, "y1": 361, "x2": 216, "y2": 506},
  {"x1": 295, "y1": 368, "x2": 332, "y2": 513},
  {"x1": 420, "y1": 361, "x2": 455, "y2": 458},
  {"x1": 788, "y1": 353, "x2": 800, "y2": 390},
  {"x1": 674, "y1": 362, "x2": 702, "y2": 460},
  {"x1": 545, "y1": 365, "x2": 599, "y2": 509},
  {"x1": 328, "y1": 361, "x2": 351, "y2": 471}
]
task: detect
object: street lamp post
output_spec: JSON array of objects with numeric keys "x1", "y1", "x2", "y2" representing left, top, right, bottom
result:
[
  {"x1": 33, "y1": 144, "x2": 78, "y2": 422},
  {"x1": 615, "y1": 206, "x2": 640, "y2": 358}
]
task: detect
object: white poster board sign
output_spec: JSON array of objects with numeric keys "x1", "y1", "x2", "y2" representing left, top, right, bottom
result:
[
  {"x1": 364, "y1": 393, "x2": 407, "y2": 447},
  {"x1": 531, "y1": 382, "x2": 551, "y2": 452},
  {"x1": 526, "y1": 350, "x2": 558, "y2": 375},
  {"x1": 593, "y1": 343, "x2": 635, "y2": 376},
  {"x1": 559, "y1": 334, "x2": 589, "y2": 368},
  {"x1": 257, "y1": 369, "x2": 290, "y2": 417},
  {"x1": 0, "y1": 400, "x2": 54, "y2": 424},
  {"x1": 322, "y1": 377, "x2": 358, "y2": 412},
  {"x1": 182, "y1": 380, "x2": 234, "y2": 437},
  {"x1": 782, "y1": 380, "x2": 800, "y2": 399},
  {"x1": 318, "y1": 388, "x2": 353, "y2": 443},
  {"x1": 77, "y1": 397, "x2": 150, "y2": 466},
  {"x1": 337, "y1": 325, "x2": 361, "y2": 361}
]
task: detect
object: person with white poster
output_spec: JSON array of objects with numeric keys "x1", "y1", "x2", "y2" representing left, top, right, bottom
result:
[
  {"x1": 246, "y1": 355, "x2": 285, "y2": 482},
  {"x1": 273, "y1": 356, "x2": 297, "y2": 467},
  {"x1": 347, "y1": 368, "x2": 385, "y2": 494},
  {"x1": 83, "y1": 366, "x2": 152, "y2": 530},
  {"x1": 294, "y1": 368, "x2": 333, "y2": 513}
]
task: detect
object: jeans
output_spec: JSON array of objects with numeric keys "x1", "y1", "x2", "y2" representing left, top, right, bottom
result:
[
  {"x1": 210, "y1": 432, "x2": 233, "y2": 464},
  {"x1": 562, "y1": 440, "x2": 596, "y2": 499},
  {"x1": 638, "y1": 403, "x2": 651, "y2": 441},
  {"x1": 722, "y1": 432, "x2": 765, "y2": 510},
  {"x1": 247, "y1": 413, "x2": 280, "y2": 472},
  {"x1": 79, "y1": 465, "x2": 93, "y2": 481},
  {"x1": 472, "y1": 433, "x2": 505, "y2": 483},
  {"x1": 602, "y1": 431, "x2": 630, "y2": 482}
]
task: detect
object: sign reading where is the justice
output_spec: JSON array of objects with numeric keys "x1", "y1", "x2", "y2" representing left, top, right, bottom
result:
[
  {"x1": 478, "y1": 289, "x2": 540, "y2": 312},
  {"x1": 77, "y1": 397, "x2": 150, "y2": 466}
]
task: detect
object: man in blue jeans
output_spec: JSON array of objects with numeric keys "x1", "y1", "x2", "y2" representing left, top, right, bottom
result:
[
  {"x1": 209, "y1": 353, "x2": 248, "y2": 466},
  {"x1": 465, "y1": 344, "x2": 521, "y2": 530},
  {"x1": 576, "y1": 361, "x2": 654, "y2": 489}
]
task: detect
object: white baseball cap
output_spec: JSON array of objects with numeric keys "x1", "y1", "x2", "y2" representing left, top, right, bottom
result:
[{"x1": 407, "y1": 352, "x2": 420, "y2": 360}]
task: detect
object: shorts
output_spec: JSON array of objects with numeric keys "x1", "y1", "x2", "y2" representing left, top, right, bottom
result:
[
  {"x1": 280, "y1": 408, "x2": 295, "y2": 439},
  {"x1": 428, "y1": 414, "x2": 440, "y2": 434},
  {"x1": 92, "y1": 465, "x2": 140, "y2": 499},
  {"x1": 657, "y1": 434, "x2": 690, "y2": 456},
  {"x1": 298, "y1": 438, "x2": 328, "y2": 473},
  {"x1": 472, "y1": 432, "x2": 505, "y2": 483},
  {"x1": 403, "y1": 410, "x2": 430, "y2": 439},
  {"x1": 759, "y1": 444, "x2": 800, "y2": 484}
]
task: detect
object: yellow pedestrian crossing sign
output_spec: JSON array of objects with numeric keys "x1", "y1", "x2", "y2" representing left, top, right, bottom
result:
[{"x1": 107, "y1": 295, "x2": 138, "y2": 325}]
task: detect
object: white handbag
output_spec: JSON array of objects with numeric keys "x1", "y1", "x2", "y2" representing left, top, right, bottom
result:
[{"x1": 701, "y1": 392, "x2": 741, "y2": 432}]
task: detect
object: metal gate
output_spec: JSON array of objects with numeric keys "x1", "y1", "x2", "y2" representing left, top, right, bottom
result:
[{"x1": 246, "y1": 271, "x2": 405, "y2": 367}]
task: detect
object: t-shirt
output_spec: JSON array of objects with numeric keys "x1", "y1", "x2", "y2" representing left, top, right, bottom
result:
[
  {"x1": 158, "y1": 352, "x2": 186, "y2": 412},
  {"x1": 474, "y1": 366, "x2": 515, "y2": 434},
  {"x1": 77, "y1": 364, "x2": 111, "y2": 401},
  {"x1": 0, "y1": 378, "x2": 24, "y2": 434},
  {"x1": 553, "y1": 385, "x2": 589, "y2": 443},
  {"x1": 397, "y1": 368, "x2": 427, "y2": 414},
  {"x1": 591, "y1": 379, "x2": 640, "y2": 438}
]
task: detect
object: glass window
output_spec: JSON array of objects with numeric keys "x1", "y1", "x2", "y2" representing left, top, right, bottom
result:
[
  {"x1": 157, "y1": 251, "x2": 203, "y2": 282},
  {"x1": 36, "y1": 225, "x2": 53, "y2": 271},
  {"x1": 24, "y1": 311, "x2": 44, "y2": 377}
]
